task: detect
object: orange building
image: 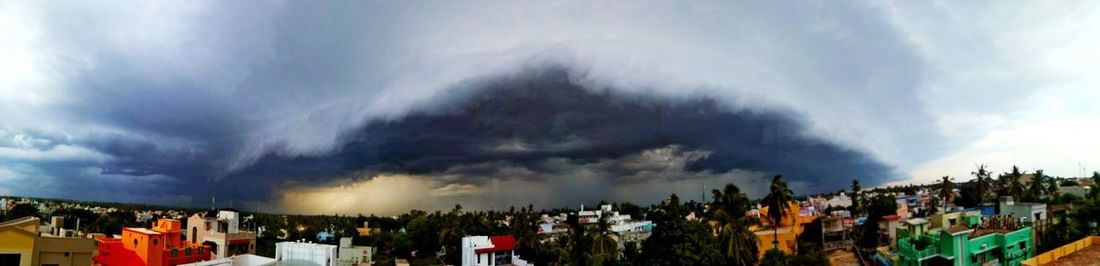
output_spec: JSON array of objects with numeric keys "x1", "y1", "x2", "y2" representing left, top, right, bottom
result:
[
  {"x1": 93, "y1": 219, "x2": 211, "y2": 266},
  {"x1": 752, "y1": 201, "x2": 817, "y2": 258}
]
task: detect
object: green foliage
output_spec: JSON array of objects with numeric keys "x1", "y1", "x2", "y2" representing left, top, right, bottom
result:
[
  {"x1": 6, "y1": 203, "x2": 40, "y2": 221},
  {"x1": 709, "y1": 183, "x2": 759, "y2": 266},
  {"x1": 763, "y1": 175, "x2": 795, "y2": 250},
  {"x1": 759, "y1": 248, "x2": 793, "y2": 266},
  {"x1": 859, "y1": 194, "x2": 897, "y2": 249},
  {"x1": 637, "y1": 219, "x2": 724, "y2": 266}
]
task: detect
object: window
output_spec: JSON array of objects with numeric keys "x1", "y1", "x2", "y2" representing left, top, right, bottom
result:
[
  {"x1": 153, "y1": 238, "x2": 159, "y2": 247},
  {"x1": 0, "y1": 254, "x2": 21, "y2": 265},
  {"x1": 185, "y1": 248, "x2": 192, "y2": 256},
  {"x1": 133, "y1": 238, "x2": 138, "y2": 248},
  {"x1": 172, "y1": 249, "x2": 179, "y2": 258}
]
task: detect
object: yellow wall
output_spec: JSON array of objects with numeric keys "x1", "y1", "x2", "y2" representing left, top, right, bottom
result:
[
  {"x1": 36, "y1": 237, "x2": 94, "y2": 266},
  {"x1": 753, "y1": 202, "x2": 816, "y2": 258},
  {"x1": 1022, "y1": 236, "x2": 1100, "y2": 266},
  {"x1": 0, "y1": 229, "x2": 36, "y2": 266},
  {"x1": 755, "y1": 229, "x2": 799, "y2": 258}
]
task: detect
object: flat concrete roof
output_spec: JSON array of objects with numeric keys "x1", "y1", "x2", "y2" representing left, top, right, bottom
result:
[{"x1": 126, "y1": 227, "x2": 161, "y2": 235}]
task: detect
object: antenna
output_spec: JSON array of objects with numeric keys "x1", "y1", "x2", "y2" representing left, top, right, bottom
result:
[{"x1": 702, "y1": 184, "x2": 706, "y2": 203}]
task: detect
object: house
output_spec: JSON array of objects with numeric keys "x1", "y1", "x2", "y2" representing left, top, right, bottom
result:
[
  {"x1": 894, "y1": 215, "x2": 1033, "y2": 266},
  {"x1": 337, "y1": 237, "x2": 374, "y2": 266},
  {"x1": 821, "y1": 216, "x2": 851, "y2": 251},
  {"x1": 274, "y1": 241, "x2": 337, "y2": 266},
  {"x1": 460, "y1": 235, "x2": 531, "y2": 266},
  {"x1": 752, "y1": 201, "x2": 816, "y2": 258},
  {"x1": 93, "y1": 219, "x2": 212, "y2": 266},
  {"x1": 998, "y1": 198, "x2": 1046, "y2": 223},
  {"x1": 186, "y1": 209, "x2": 257, "y2": 259},
  {"x1": 0, "y1": 216, "x2": 95, "y2": 266}
]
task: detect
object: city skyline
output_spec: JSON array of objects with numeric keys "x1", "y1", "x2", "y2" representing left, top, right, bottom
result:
[{"x1": 1, "y1": 1, "x2": 1098, "y2": 215}]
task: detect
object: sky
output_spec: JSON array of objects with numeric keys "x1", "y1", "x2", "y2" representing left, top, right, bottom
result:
[{"x1": 1, "y1": 1, "x2": 1098, "y2": 215}]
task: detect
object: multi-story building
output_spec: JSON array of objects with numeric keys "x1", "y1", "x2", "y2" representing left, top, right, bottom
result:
[
  {"x1": 0, "y1": 216, "x2": 95, "y2": 266},
  {"x1": 337, "y1": 237, "x2": 374, "y2": 266},
  {"x1": 93, "y1": 218, "x2": 212, "y2": 266},
  {"x1": 821, "y1": 216, "x2": 851, "y2": 251},
  {"x1": 752, "y1": 201, "x2": 816, "y2": 258},
  {"x1": 460, "y1": 235, "x2": 530, "y2": 266},
  {"x1": 187, "y1": 209, "x2": 257, "y2": 259},
  {"x1": 894, "y1": 214, "x2": 1033, "y2": 266}
]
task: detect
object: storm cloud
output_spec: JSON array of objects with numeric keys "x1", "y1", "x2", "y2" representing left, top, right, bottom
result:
[{"x1": 2, "y1": 1, "x2": 1099, "y2": 213}]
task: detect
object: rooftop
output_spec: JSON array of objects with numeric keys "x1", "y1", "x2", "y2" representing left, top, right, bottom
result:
[
  {"x1": 1044, "y1": 245, "x2": 1100, "y2": 266},
  {"x1": 126, "y1": 227, "x2": 161, "y2": 235},
  {"x1": 944, "y1": 226, "x2": 973, "y2": 236}
]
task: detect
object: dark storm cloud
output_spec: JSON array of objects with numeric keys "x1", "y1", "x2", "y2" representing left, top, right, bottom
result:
[
  {"x1": 217, "y1": 67, "x2": 895, "y2": 201},
  {"x1": 4, "y1": 0, "x2": 1008, "y2": 211}
]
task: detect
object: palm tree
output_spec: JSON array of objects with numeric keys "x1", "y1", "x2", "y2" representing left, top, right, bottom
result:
[
  {"x1": 1002, "y1": 166, "x2": 1026, "y2": 200},
  {"x1": 763, "y1": 175, "x2": 794, "y2": 250},
  {"x1": 1045, "y1": 176, "x2": 1060, "y2": 199},
  {"x1": 1028, "y1": 169, "x2": 1046, "y2": 201},
  {"x1": 710, "y1": 183, "x2": 759, "y2": 266},
  {"x1": 939, "y1": 176, "x2": 954, "y2": 211},
  {"x1": 590, "y1": 214, "x2": 619, "y2": 265},
  {"x1": 972, "y1": 164, "x2": 994, "y2": 203},
  {"x1": 850, "y1": 179, "x2": 862, "y2": 216}
]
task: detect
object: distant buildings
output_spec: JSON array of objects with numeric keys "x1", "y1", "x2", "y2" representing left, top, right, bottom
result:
[
  {"x1": 186, "y1": 209, "x2": 257, "y2": 259},
  {"x1": 460, "y1": 235, "x2": 530, "y2": 266},
  {"x1": 93, "y1": 219, "x2": 212, "y2": 266},
  {"x1": 0, "y1": 216, "x2": 95, "y2": 266}
]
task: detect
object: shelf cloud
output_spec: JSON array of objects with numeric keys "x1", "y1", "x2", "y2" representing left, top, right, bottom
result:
[{"x1": 2, "y1": 1, "x2": 1098, "y2": 213}]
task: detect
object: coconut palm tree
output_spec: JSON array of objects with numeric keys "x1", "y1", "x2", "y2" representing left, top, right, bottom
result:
[
  {"x1": 939, "y1": 176, "x2": 954, "y2": 211},
  {"x1": 972, "y1": 164, "x2": 994, "y2": 203},
  {"x1": 763, "y1": 175, "x2": 794, "y2": 250},
  {"x1": 851, "y1": 179, "x2": 862, "y2": 216},
  {"x1": 1046, "y1": 176, "x2": 1060, "y2": 199},
  {"x1": 710, "y1": 183, "x2": 759, "y2": 266},
  {"x1": 1002, "y1": 166, "x2": 1026, "y2": 200},
  {"x1": 1028, "y1": 169, "x2": 1047, "y2": 201}
]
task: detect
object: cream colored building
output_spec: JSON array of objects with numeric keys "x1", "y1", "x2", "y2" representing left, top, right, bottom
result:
[{"x1": 0, "y1": 216, "x2": 94, "y2": 266}]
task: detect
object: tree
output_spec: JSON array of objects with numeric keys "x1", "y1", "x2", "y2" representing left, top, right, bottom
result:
[
  {"x1": 860, "y1": 194, "x2": 897, "y2": 249},
  {"x1": 5, "y1": 204, "x2": 40, "y2": 221},
  {"x1": 709, "y1": 183, "x2": 759, "y2": 266},
  {"x1": 637, "y1": 220, "x2": 724, "y2": 266},
  {"x1": 759, "y1": 248, "x2": 793, "y2": 266},
  {"x1": 763, "y1": 175, "x2": 795, "y2": 250},
  {"x1": 939, "y1": 176, "x2": 954, "y2": 211},
  {"x1": 972, "y1": 164, "x2": 994, "y2": 203},
  {"x1": 1027, "y1": 169, "x2": 1047, "y2": 201},
  {"x1": 850, "y1": 179, "x2": 863, "y2": 216},
  {"x1": 999, "y1": 166, "x2": 1026, "y2": 200},
  {"x1": 1046, "y1": 176, "x2": 1060, "y2": 199}
]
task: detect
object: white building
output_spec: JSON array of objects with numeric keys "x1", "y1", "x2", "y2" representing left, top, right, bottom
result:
[
  {"x1": 337, "y1": 237, "x2": 373, "y2": 266},
  {"x1": 180, "y1": 254, "x2": 275, "y2": 266},
  {"x1": 187, "y1": 209, "x2": 257, "y2": 259},
  {"x1": 275, "y1": 241, "x2": 338, "y2": 266},
  {"x1": 998, "y1": 197, "x2": 1047, "y2": 223},
  {"x1": 460, "y1": 235, "x2": 530, "y2": 266}
]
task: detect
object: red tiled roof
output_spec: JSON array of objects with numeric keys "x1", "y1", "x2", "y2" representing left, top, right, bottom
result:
[{"x1": 475, "y1": 235, "x2": 516, "y2": 254}]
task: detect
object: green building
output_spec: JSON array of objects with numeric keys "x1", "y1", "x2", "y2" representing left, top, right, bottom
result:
[{"x1": 894, "y1": 214, "x2": 1034, "y2": 266}]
